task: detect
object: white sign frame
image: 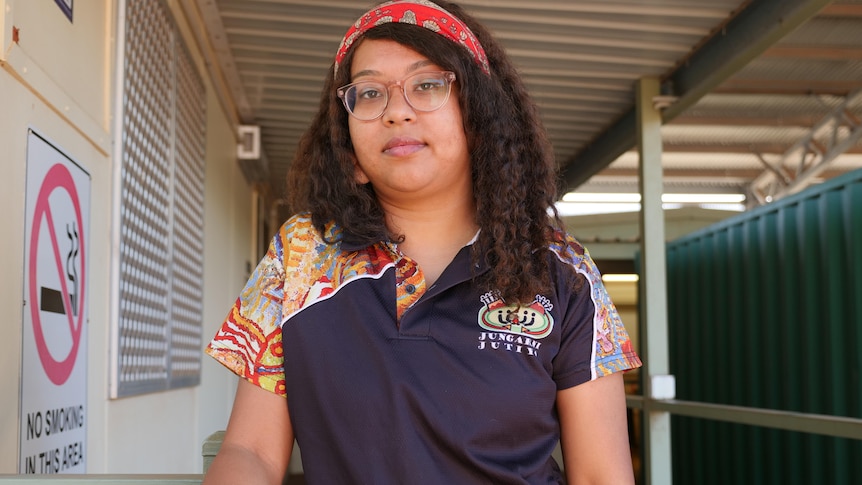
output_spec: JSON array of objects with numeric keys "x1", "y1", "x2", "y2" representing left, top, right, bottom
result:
[{"x1": 20, "y1": 130, "x2": 89, "y2": 474}]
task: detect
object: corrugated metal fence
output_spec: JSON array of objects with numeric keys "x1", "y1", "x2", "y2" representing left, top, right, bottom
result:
[{"x1": 665, "y1": 168, "x2": 862, "y2": 484}]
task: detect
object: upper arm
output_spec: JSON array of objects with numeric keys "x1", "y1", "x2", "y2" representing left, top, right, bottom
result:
[
  {"x1": 203, "y1": 379, "x2": 293, "y2": 485},
  {"x1": 557, "y1": 373, "x2": 635, "y2": 485}
]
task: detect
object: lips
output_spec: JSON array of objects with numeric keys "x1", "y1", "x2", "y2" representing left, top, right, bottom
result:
[{"x1": 383, "y1": 137, "x2": 425, "y2": 157}]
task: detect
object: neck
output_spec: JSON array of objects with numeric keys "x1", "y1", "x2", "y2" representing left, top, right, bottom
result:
[{"x1": 381, "y1": 196, "x2": 478, "y2": 286}]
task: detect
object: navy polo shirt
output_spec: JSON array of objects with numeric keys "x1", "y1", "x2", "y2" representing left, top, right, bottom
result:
[{"x1": 207, "y1": 213, "x2": 641, "y2": 484}]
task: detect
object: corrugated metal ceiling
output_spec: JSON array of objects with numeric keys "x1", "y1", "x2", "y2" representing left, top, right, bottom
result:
[{"x1": 192, "y1": 0, "x2": 862, "y2": 211}]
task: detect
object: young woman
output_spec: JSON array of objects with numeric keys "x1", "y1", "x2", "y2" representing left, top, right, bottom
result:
[{"x1": 204, "y1": 1, "x2": 641, "y2": 483}]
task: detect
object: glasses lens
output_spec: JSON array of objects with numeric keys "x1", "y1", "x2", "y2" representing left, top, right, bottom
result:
[
  {"x1": 404, "y1": 72, "x2": 451, "y2": 112},
  {"x1": 343, "y1": 82, "x2": 388, "y2": 120}
]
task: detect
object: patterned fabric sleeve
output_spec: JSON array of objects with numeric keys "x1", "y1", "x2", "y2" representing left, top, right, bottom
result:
[
  {"x1": 551, "y1": 233, "x2": 642, "y2": 390},
  {"x1": 205, "y1": 230, "x2": 288, "y2": 396}
]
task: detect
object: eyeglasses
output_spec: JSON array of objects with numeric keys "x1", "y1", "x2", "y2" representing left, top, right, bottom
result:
[{"x1": 336, "y1": 71, "x2": 456, "y2": 121}]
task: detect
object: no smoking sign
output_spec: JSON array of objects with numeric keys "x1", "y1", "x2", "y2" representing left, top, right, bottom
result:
[
  {"x1": 21, "y1": 131, "x2": 89, "y2": 474},
  {"x1": 29, "y1": 162, "x2": 86, "y2": 385}
]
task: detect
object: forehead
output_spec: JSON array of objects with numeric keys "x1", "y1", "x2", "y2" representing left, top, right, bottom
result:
[{"x1": 350, "y1": 39, "x2": 436, "y2": 77}]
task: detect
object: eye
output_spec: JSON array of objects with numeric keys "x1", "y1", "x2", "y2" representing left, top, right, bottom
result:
[
  {"x1": 356, "y1": 84, "x2": 385, "y2": 100},
  {"x1": 411, "y1": 77, "x2": 445, "y2": 93},
  {"x1": 420, "y1": 80, "x2": 443, "y2": 90}
]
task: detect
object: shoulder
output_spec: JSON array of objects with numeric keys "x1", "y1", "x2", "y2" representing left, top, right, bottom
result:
[
  {"x1": 543, "y1": 230, "x2": 610, "y2": 303},
  {"x1": 276, "y1": 213, "x2": 342, "y2": 252},
  {"x1": 546, "y1": 229, "x2": 596, "y2": 275},
  {"x1": 280, "y1": 212, "x2": 340, "y2": 240}
]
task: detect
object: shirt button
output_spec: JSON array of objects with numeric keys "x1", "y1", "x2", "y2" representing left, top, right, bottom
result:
[{"x1": 405, "y1": 284, "x2": 416, "y2": 294}]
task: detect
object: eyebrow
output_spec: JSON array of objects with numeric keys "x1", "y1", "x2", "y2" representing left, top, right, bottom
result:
[{"x1": 351, "y1": 59, "x2": 436, "y2": 80}]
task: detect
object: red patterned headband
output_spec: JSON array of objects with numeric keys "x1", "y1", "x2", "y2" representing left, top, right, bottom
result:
[{"x1": 334, "y1": 0, "x2": 490, "y2": 76}]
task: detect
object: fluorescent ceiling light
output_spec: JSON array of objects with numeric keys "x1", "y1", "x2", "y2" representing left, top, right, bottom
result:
[
  {"x1": 661, "y1": 193, "x2": 746, "y2": 204},
  {"x1": 562, "y1": 193, "x2": 642, "y2": 203},
  {"x1": 555, "y1": 202, "x2": 642, "y2": 216},
  {"x1": 602, "y1": 274, "x2": 639, "y2": 282},
  {"x1": 562, "y1": 192, "x2": 746, "y2": 204},
  {"x1": 555, "y1": 200, "x2": 746, "y2": 217}
]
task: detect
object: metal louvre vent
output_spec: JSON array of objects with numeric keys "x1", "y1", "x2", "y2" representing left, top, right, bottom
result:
[
  {"x1": 170, "y1": 40, "x2": 207, "y2": 386},
  {"x1": 114, "y1": 0, "x2": 206, "y2": 397}
]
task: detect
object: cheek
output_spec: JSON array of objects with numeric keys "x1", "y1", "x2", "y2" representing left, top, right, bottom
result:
[
  {"x1": 347, "y1": 120, "x2": 372, "y2": 158},
  {"x1": 344, "y1": 119, "x2": 368, "y2": 183},
  {"x1": 441, "y1": 123, "x2": 470, "y2": 159},
  {"x1": 346, "y1": 119, "x2": 360, "y2": 146},
  {"x1": 441, "y1": 106, "x2": 469, "y2": 150}
]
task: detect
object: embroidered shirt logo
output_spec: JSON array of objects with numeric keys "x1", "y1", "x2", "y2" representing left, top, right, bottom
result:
[{"x1": 477, "y1": 292, "x2": 554, "y2": 339}]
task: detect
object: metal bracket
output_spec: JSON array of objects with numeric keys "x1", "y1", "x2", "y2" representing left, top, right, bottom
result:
[{"x1": 650, "y1": 374, "x2": 677, "y2": 400}]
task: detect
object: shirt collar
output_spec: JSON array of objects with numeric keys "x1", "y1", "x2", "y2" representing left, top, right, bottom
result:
[{"x1": 340, "y1": 228, "x2": 482, "y2": 253}]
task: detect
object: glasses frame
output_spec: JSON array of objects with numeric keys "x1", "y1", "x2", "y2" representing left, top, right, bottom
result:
[{"x1": 336, "y1": 71, "x2": 457, "y2": 121}]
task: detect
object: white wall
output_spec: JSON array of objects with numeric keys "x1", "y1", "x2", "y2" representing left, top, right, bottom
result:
[
  {"x1": 196, "y1": 78, "x2": 254, "y2": 471},
  {"x1": 0, "y1": 0, "x2": 252, "y2": 474}
]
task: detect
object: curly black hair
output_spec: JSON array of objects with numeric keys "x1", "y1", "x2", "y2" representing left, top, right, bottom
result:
[{"x1": 287, "y1": 0, "x2": 566, "y2": 304}]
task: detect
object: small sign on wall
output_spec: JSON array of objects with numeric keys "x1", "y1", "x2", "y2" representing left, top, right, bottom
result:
[
  {"x1": 20, "y1": 130, "x2": 89, "y2": 474},
  {"x1": 54, "y1": 0, "x2": 73, "y2": 22}
]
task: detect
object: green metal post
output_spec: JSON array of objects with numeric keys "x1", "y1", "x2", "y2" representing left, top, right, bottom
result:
[{"x1": 636, "y1": 77, "x2": 673, "y2": 485}]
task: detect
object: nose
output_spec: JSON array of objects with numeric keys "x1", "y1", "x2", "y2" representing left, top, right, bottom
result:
[{"x1": 382, "y1": 84, "x2": 415, "y2": 124}]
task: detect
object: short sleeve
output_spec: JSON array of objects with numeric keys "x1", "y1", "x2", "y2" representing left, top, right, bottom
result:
[
  {"x1": 551, "y1": 236, "x2": 642, "y2": 390},
  {"x1": 205, "y1": 233, "x2": 287, "y2": 396}
]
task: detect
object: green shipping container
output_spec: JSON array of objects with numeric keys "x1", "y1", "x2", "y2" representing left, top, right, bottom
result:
[{"x1": 665, "y1": 168, "x2": 862, "y2": 485}]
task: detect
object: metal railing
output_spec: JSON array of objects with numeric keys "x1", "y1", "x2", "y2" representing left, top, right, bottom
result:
[
  {"x1": 0, "y1": 476, "x2": 202, "y2": 484},
  {"x1": 629, "y1": 396, "x2": 862, "y2": 441}
]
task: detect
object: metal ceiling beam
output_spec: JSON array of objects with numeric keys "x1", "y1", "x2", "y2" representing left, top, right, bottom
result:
[
  {"x1": 595, "y1": 167, "x2": 854, "y2": 182},
  {"x1": 465, "y1": 1, "x2": 732, "y2": 19},
  {"x1": 714, "y1": 80, "x2": 862, "y2": 96},
  {"x1": 819, "y1": 4, "x2": 862, "y2": 16},
  {"x1": 762, "y1": 46, "x2": 862, "y2": 60},
  {"x1": 671, "y1": 115, "x2": 823, "y2": 127},
  {"x1": 660, "y1": 143, "x2": 862, "y2": 155},
  {"x1": 559, "y1": 0, "x2": 832, "y2": 193},
  {"x1": 749, "y1": 89, "x2": 862, "y2": 204},
  {"x1": 466, "y1": 10, "x2": 708, "y2": 35},
  {"x1": 661, "y1": 0, "x2": 831, "y2": 119}
]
